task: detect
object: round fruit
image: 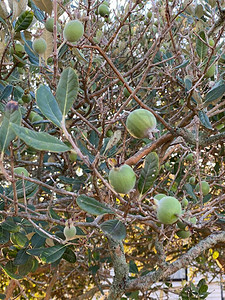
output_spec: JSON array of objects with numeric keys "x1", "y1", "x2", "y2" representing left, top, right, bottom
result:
[
  {"x1": 185, "y1": 153, "x2": 194, "y2": 162},
  {"x1": 189, "y1": 176, "x2": 196, "y2": 184},
  {"x1": 102, "y1": 1, "x2": 109, "y2": 6},
  {"x1": 63, "y1": 20, "x2": 84, "y2": 43},
  {"x1": 177, "y1": 220, "x2": 186, "y2": 230},
  {"x1": 126, "y1": 109, "x2": 157, "y2": 139},
  {"x1": 109, "y1": 164, "x2": 136, "y2": 194},
  {"x1": 33, "y1": 38, "x2": 47, "y2": 55},
  {"x1": 209, "y1": 38, "x2": 215, "y2": 47},
  {"x1": 69, "y1": 151, "x2": 77, "y2": 162},
  {"x1": 14, "y1": 167, "x2": 29, "y2": 177},
  {"x1": 195, "y1": 181, "x2": 210, "y2": 196},
  {"x1": 98, "y1": 4, "x2": 110, "y2": 17},
  {"x1": 182, "y1": 197, "x2": 188, "y2": 207},
  {"x1": 205, "y1": 64, "x2": 216, "y2": 78},
  {"x1": 176, "y1": 230, "x2": 191, "y2": 239},
  {"x1": 21, "y1": 94, "x2": 32, "y2": 103},
  {"x1": 154, "y1": 193, "x2": 166, "y2": 201},
  {"x1": 156, "y1": 196, "x2": 182, "y2": 224},
  {"x1": 64, "y1": 223, "x2": 77, "y2": 241}
]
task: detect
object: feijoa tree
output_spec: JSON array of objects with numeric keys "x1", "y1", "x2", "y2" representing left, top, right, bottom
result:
[{"x1": 0, "y1": 0, "x2": 225, "y2": 299}]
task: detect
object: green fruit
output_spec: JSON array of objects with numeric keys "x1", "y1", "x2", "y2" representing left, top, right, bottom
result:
[
  {"x1": 69, "y1": 152, "x2": 77, "y2": 162},
  {"x1": 98, "y1": 4, "x2": 110, "y2": 17},
  {"x1": 102, "y1": 1, "x2": 109, "y2": 6},
  {"x1": 106, "y1": 129, "x2": 113, "y2": 137},
  {"x1": 63, "y1": 20, "x2": 84, "y2": 43},
  {"x1": 147, "y1": 11, "x2": 152, "y2": 19},
  {"x1": 65, "y1": 185, "x2": 73, "y2": 192},
  {"x1": 14, "y1": 167, "x2": 29, "y2": 177},
  {"x1": 205, "y1": 64, "x2": 216, "y2": 78},
  {"x1": 189, "y1": 176, "x2": 196, "y2": 184},
  {"x1": 28, "y1": 111, "x2": 43, "y2": 123},
  {"x1": 182, "y1": 197, "x2": 188, "y2": 207},
  {"x1": 10, "y1": 43, "x2": 24, "y2": 55},
  {"x1": 209, "y1": 38, "x2": 215, "y2": 47},
  {"x1": 33, "y1": 38, "x2": 47, "y2": 55},
  {"x1": 126, "y1": 109, "x2": 157, "y2": 139},
  {"x1": 195, "y1": 181, "x2": 210, "y2": 196},
  {"x1": 109, "y1": 164, "x2": 136, "y2": 194},
  {"x1": 64, "y1": 223, "x2": 77, "y2": 241},
  {"x1": 176, "y1": 230, "x2": 191, "y2": 239},
  {"x1": 21, "y1": 94, "x2": 32, "y2": 103},
  {"x1": 154, "y1": 194, "x2": 166, "y2": 201},
  {"x1": 190, "y1": 217, "x2": 197, "y2": 224},
  {"x1": 156, "y1": 196, "x2": 182, "y2": 224},
  {"x1": 185, "y1": 153, "x2": 194, "y2": 162},
  {"x1": 45, "y1": 17, "x2": 60, "y2": 32}
]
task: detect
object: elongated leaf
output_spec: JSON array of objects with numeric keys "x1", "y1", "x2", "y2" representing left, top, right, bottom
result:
[
  {"x1": 36, "y1": 85, "x2": 62, "y2": 128},
  {"x1": 40, "y1": 245, "x2": 66, "y2": 263},
  {"x1": 42, "y1": 29, "x2": 53, "y2": 63},
  {"x1": 0, "y1": 227, "x2": 10, "y2": 244},
  {"x1": 204, "y1": 82, "x2": 225, "y2": 103},
  {"x1": 7, "y1": 180, "x2": 37, "y2": 199},
  {"x1": 33, "y1": 0, "x2": 52, "y2": 15},
  {"x1": 196, "y1": 31, "x2": 207, "y2": 60},
  {"x1": 0, "y1": 85, "x2": 13, "y2": 100},
  {"x1": 0, "y1": 106, "x2": 21, "y2": 153},
  {"x1": 76, "y1": 195, "x2": 114, "y2": 216},
  {"x1": 62, "y1": 248, "x2": 76, "y2": 263},
  {"x1": 56, "y1": 67, "x2": 79, "y2": 116},
  {"x1": 1, "y1": 261, "x2": 23, "y2": 279},
  {"x1": 26, "y1": 248, "x2": 46, "y2": 256},
  {"x1": 100, "y1": 220, "x2": 126, "y2": 240},
  {"x1": 184, "y1": 183, "x2": 197, "y2": 201},
  {"x1": 14, "y1": 249, "x2": 29, "y2": 265},
  {"x1": 14, "y1": 10, "x2": 33, "y2": 32},
  {"x1": 18, "y1": 257, "x2": 34, "y2": 276},
  {"x1": 138, "y1": 152, "x2": 159, "y2": 194},
  {"x1": 11, "y1": 123, "x2": 70, "y2": 152},
  {"x1": 198, "y1": 111, "x2": 212, "y2": 129}
]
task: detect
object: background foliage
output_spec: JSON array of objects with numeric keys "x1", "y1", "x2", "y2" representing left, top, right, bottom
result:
[{"x1": 0, "y1": 0, "x2": 225, "y2": 299}]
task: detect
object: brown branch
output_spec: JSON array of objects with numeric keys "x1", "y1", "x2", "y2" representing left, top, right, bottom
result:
[{"x1": 44, "y1": 270, "x2": 58, "y2": 300}]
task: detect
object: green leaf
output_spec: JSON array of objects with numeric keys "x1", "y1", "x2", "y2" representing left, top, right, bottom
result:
[
  {"x1": 100, "y1": 220, "x2": 126, "y2": 240},
  {"x1": 62, "y1": 248, "x2": 76, "y2": 263},
  {"x1": 1, "y1": 219, "x2": 20, "y2": 233},
  {"x1": 174, "y1": 59, "x2": 189, "y2": 69},
  {"x1": 138, "y1": 152, "x2": 159, "y2": 194},
  {"x1": 0, "y1": 107, "x2": 21, "y2": 153},
  {"x1": 76, "y1": 195, "x2": 114, "y2": 216},
  {"x1": 40, "y1": 245, "x2": 66, "y2": 264},
  {"x1": 18, "y1": 257, "x2": 34, "y2": 276},
  {"x1": 7, "y1": 180, "x2": 37, "y2": 200},
  {"x1": 129, "y1": 260, "x2": 139, "y2": 274},
  {"x1": 26, "y1": 248, "x2": 46, "y2": 256},
  {"x1": 204, "y1": 82, "x2": 225, "y2": 103},
  {"x1": 14, "y1": 11, "x2": 34, "y2": 32},
  {"x1": 198, "y1": 111, "x2": 212, "y2": 129},
  {"x1": 56, "y1": 67, "x2": 79, "y2": 116},
  {"x1": 184, "y1": 183, "x2": 197, "y2": 201},
  {"x1": 1, "y1": 261, "x2": 23, "y2": 279},
  {"x1": 14, "y1": 249, "x2": 29, "y2": 265},
  {"x1": 11, "y1": 123, "x2": 70, "y2": 152},
  {"x1": 36, "y1": 84, "x2": 62, "y2": 128},
  {"x1": 196, "y1": 31, "x2": 207, "y2": 60},
  {"x1": 0, "y1": 227, "x2": 10, "y2": 244},
  {"x1": 10, "y1": 232, "x2": 29, "y2": 248}
]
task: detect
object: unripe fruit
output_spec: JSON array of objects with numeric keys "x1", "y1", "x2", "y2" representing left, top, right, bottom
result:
[
  {"x1": 205, "y1": 64, "x2": 216, "y2": 78},
  {"x1": 109, "y1": 164, "x2": 136, "y2": 194},
  {"x1": 154, "y1": 193, "x2": 166, "y2": 201},
  {"x1": 33, "y1": 38, "x2": 47, "y2": 55},
  {"x1": 195, "y1": 180, "x2": 210, "y2": 196},
  {"x1": 156, "y1": 196, "x2": 182, "y2": 224},
  {"x1": 28, "y1": 111, "x2": 43, "y2": 123},
  {"x1": 182, "y1": 197, "x2": 188, "y2": 207},
  {"x1": 14, "y1": 167, "x2": 29, "y2": 177},
  {"x1": 98, "y1": 4, "x2": 110, "y2": 17},
  {"x1": 69, "y1": 151, "x2": 77, "y2": 162},
  {"x1": 177, "y1": 220, "x2": 186, "y2": 230},
  {"x1": 176, "y1": 230, "x2": 191, "y2": 239},
  {"x1": 102, "y1": 1, "x2": 109, "y2": 6},
  {"x1": 147, "y1": 11, "x2": 152, "y2": 19},
  {"x1": 209, "y1": 38, "x2": 215, "y2": 47},
  {"x1": 185, "y1": 153, "x2": 194, "y2": 162},
  {"x1": 126, "y1": 109, "x2": 157, "y2": 139},
  {"x1": 63, "y1": 20, "x2": 84, "y2": 43},
  {"x1": 64, "y1": 222, "x2": 77, "y2": 241},
  {"x1": 21, "y1": 94, "x2": 32, "y2": 103},
  {"x1": 45, "y1": 17, "x2": 60, "y2": 32},
  {"x1": 189, "y1": 176, "x2": 196, "y2": 184}
]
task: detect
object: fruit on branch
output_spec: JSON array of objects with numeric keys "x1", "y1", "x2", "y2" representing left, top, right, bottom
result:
[
  {"x1": 10, "y1": 42, "x2": 26, "y2": 67},
  {"x1": 190, "y1": 216, "x2": 197, "y2": 224},
  {"x1": 209, "y1": 38, "x2": 215, "y2": 47},
  {"x1": 21, "y1": 93, "x2": 32, "y2": 103},
  {"x1": 109, "y1": 164, "x2": 136, "y2": 194},
  {"x1": 33, "y1": 38, "x2": 47, "y2": 55},
  {"x1": 154, "y1": 194, "x2": 166, "y2": 201},
  {"x1": 195, "y1": 180, "x2": 210, "y2": 196},
  {"x1": 126, "y1": 109, "x2": 157, "y2": 139},
  {"x1": 69, "y1": 151, "x2": 77, "y2": 162},
  {"x1": 98, "y1": 4, "x2": 110, "y2": 17},
  {"x1": 45, "y1": 17, "x2": 60, "y2": 32},
  {"x1": 205, "y1": 64, "x2": 216, "y2": 78},
  {"x1": 189, "y1": 176, "x2": 196, "y2": 184},
  {"x1": 182, "y1": 197, "x2": 188, "y2": 207},
  {"x1": 176, "y1": 229, "x2": 191, "y2": 239},
  {"x1": 177, "y1": 220, "x2": 186, "y2": 230},
  {"x1": 185, "y1": 153, "x2": 194, "y2": 162},
  {"x1": 147, "y1": 11, "x2": 152, "y2": 19},
  {"x1": 28, "y1": 111, "x2": 43, "y2": 123},
  {"x1": 156, "y1": 196, "x2": 182, "y2": 224},
  {"x1": 63, "y1": 20, "x2": 84, "y2": 43},
  {"x1": 63, "y1": 220, "x2": 77, "y2": 241},
  {"x1": 14, "y1": 167, "x2": 29, "y2": 177}
]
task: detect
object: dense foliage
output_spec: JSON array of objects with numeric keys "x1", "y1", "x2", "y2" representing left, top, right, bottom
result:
[{"x1": 0, "y1": 0, "x2": 225, "y2": 299}]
